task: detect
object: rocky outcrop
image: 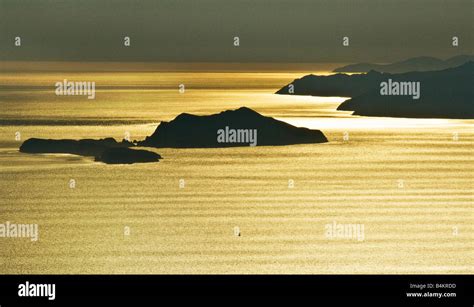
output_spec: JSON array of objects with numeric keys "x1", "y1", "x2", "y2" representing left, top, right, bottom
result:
[{"x1": 140, "y1": 107, "x2": 328, "y2": 147}]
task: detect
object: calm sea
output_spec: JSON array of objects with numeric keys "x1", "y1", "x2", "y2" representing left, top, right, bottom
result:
[{"x1": 0, "y1": 71, "x2": 472, "y2": 273}]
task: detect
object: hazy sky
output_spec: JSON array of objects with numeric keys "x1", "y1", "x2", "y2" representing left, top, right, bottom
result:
[{"x1": 0, "y1": 0, "x2": 472, "y2": 63}]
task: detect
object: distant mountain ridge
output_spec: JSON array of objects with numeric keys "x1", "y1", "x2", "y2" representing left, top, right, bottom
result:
[
  {"x1": 276, "y1": 62, "x2": 474, "y2": 119},
  {"x1": 338, "y1": 62, "x2": 474, "y2": 118},
  {"x1": 333, "y1": 55, "x2": 474, "y2": 73}
]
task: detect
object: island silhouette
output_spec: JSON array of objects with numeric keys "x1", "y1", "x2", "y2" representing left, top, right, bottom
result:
[
  {"x1": 19, "y1": 107, "x2": 328, "y2": 163},
  {"x1": 20, "y1": 138, "x2": 161, "y2": 164},
  {"x1": 277, "y1": 61, "x2": 473, "y2": 119},
  {"x1": 140, "y1": 107, "x2": 327, "y2": 148}
]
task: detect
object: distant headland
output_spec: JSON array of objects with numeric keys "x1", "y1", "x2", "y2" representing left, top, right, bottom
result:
[
  {"x1": 277, "y1": 61, "x2": 473, "y2": 119},
  {"x1": 333, "y1": 55, "x2": 474, "y2": 73}
]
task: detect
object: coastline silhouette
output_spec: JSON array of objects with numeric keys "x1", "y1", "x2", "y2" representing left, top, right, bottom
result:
[
  {"x1": 277, "y1": 61, "x2": 473, "y2": 119},
  {"x1": 333, "y1": 55, "x2": 474, "y2": 73}
]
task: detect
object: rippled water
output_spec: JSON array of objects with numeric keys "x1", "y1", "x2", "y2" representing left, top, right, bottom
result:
[{"x1": 0, "y1": 71, "x2": 472, "y2": 273}]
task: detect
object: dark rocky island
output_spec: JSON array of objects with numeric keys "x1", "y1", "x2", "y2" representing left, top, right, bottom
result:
[
  {"x1": 95, "y1": 147, "x2": 161, "y2": 164},
  {"x1": 333, "y1": 55, "x2": 474, "y2": 73},
  {"x1": 20, "y1": 138, "x2": 161, "y2": 164},
  {"x1": 140, "y1": 107, "x2": 328, "y2": 147},
  {"x1": 337, "y1": 62, "x2": 473, "y2": 118},
  {"x1": 19, "y1": 107, "x2": 328, "y2": 163},
  {"x1": 277, "y1": 62, "x2": 473, "y2": 119},
  {"x1": 275, "y1": 70, "x2": 384, "y2": 97}
]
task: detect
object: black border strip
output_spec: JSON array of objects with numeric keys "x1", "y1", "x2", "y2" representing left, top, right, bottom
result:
[{"x1": 0, "y1": 274, "x2": 471, "y2": 303}]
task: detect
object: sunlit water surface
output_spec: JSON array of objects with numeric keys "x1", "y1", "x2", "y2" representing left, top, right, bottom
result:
[{"x1": 0, "y1": 71, "x2": 472, "y2": 273}]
